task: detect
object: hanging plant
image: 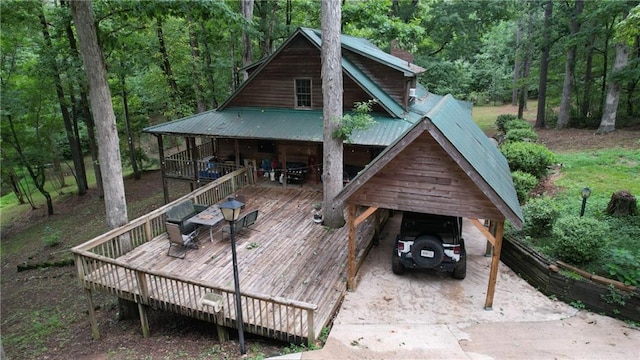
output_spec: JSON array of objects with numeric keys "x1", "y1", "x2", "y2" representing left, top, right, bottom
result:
[{"x1": 332, "y1": 99, "x2": 377, "y2": 142}]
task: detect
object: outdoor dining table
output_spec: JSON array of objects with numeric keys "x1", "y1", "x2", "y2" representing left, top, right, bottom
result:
[{"x1": 186, "y1": 205, "x2": 224, "y2": 242}]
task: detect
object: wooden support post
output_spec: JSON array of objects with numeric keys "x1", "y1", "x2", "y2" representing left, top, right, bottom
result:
[
  {"x1": 85, "y1": 288, "x2": 100, "y2": 340},
  {"x1": 156, "y1": 135, "x2": 169, "y2": 204},
  {"x1": 281, "y1": 146, "x2": 288, "y2": 187},
  {"x1": 234, "y1": 139, "x2": 240, "y2": 166},
  {"x1": 306, "y1": 308, "x2": 315, "y2": 347},
  {"x1": 215, "y1": 311, "x2": 229, "y2": 342},
  {"x1": 485, "y1": 220, "x2": 494, "y2": 257},
  {"x1": 190, "y1": 137, "x2": 199, "y2": 188},
  {"x1": 137, "y1": 302, "x2": 149, "y2": 337},
  {"x1": 347, "y1": 203, "x2": 357, "y2": 290},
  {"x1": 484, "y1": 221, "x2": 505, "y2": 310},
  {"x1": 373, "y1": 210, "x2": 380, "y2": 245}
]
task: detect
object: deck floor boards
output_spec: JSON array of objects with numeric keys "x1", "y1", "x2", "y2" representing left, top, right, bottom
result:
[{"x1": 108, "y1": 185, "x2": 374, "y2": 339}]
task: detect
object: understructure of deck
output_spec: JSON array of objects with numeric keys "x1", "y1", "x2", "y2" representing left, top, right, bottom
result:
[{"x1": 74, "y1": 172, "x2": 383, "y2": 345}]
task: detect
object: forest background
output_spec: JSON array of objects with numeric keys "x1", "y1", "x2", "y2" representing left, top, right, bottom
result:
[
  {"x1": 2, "y1": 0, "x2": 639, "y2": 212},
  {"x1": 1, "y1": 1, "x2": 639, "y2": 359}
]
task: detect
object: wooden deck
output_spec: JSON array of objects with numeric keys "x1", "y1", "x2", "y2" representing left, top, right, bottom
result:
[{"x1": 73, "y1": 170, "x2": 384, "y2": 344}]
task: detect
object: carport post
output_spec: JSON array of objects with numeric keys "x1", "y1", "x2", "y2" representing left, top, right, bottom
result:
[{"x1": 484, "y1": 221, "x2": 505, "y2": 310}]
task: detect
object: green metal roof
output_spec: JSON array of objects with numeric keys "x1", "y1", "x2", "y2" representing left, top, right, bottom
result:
[
  {"x1": 300, "y1": 28, "x2": 426, "y2": 76},
  {"x1": 144, "y1": 107, "x2": 417, "y2": 147},
  {"x1": 426, "y1": 95, "x2": 523, "y2": 226},
  {"x1": 336, "y1": 94, "x2": 524, "y2": 228}
]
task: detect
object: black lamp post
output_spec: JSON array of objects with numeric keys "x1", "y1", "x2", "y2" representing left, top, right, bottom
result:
[
  {"x1": 580, "y1": 187, "x2": 591, "y2": 217},
  {"x1": 219, "y1": 197, "x2": 246, "y2": 355}
]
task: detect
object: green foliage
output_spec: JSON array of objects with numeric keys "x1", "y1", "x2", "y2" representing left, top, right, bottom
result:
[
  {"x1": 500, "y1": 142, "x2": 556, "y2": 179},
  {"x1": 604, "y1": 248, "x2": 640, "y2": 286},
  {"x1": 42, "y1": 225, "x2": 61, "y2": 247},
  {"x1": 554, "y1": 149, "x2": 640, "y2": 196},
  {"x1": 523, "y1": 196, "x2": 559, "y2": 237},
  {"x1": 551, "y1": 216, "x2": 610, "y2": 264},
  {"x1": 495, "y1": 114, "x2": 517, "y2": 133},
  {"x1": 505, "y1": 128, "x2": 538, "y2": 143},
  {"x1": 503, "y1": 119, "x2": 533, "y2": 132},
  {"x1": 570, "y1": 300, "x2": 586, "y2": 310},
  {"x1": 333, "y1": 100, "x2": 376, "y2": 142},
  {"x1": 511, "y1": 170, "x2": 538, "y2": 204}
]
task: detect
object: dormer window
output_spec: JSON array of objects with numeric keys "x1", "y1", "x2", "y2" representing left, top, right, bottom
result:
[{"x1": 295, "y1": 78, "x2": 312, "y2": 109}]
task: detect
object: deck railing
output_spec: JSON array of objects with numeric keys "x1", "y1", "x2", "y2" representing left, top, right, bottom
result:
[
  {"x1": 72, "y1": 168, "x2": 318, "y2": 344},
  {"x1": 164, "y1": 141, "x2": 247, "y2": 181}
]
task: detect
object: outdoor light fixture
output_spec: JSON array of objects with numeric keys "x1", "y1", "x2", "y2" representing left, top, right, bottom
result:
[
  {"x1": 219, "y1": 197, "x2": 246, "y2": 355},
  {"x1": 580, "y1": 187, "x2": 591, "y2": 217}
]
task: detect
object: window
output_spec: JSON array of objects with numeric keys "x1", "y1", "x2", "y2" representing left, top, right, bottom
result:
[{"x1": 295, "y1": 78, "x2": 311, "y2": 108}]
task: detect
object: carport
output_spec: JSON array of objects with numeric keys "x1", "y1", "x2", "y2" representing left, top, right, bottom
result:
[{"x1": 335, "y1": 95, "x2": 524, "y2": 309}]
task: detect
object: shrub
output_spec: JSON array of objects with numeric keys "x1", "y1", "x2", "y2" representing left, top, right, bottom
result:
[
  {"x1": 551, "y1": 216, "x2": 609, "y2": 264},
  {"x1": 505, "y1": 128, "x2": 538, "y2": 143},
  {"x1": 42, "y1": 226, "x2": 61, "y2": 247},
  {"x1": 504, "y1": 119, "x2": 533, "y2": 132},
  {"x1": 495, "y1": 114, "x2": 517, "y2": 133},
  {"x1": 604, "y1": 248, "x2": 640, "y2": 286},
  {"x1": 511, "y1": 171, "x2": 538, "y2": 204},
  {"x1": 522, "y1": 196, "x2": 559, "y2": 237},
  {"x1": 500, "y1": 142, "x2": 556, "y2": 179}
]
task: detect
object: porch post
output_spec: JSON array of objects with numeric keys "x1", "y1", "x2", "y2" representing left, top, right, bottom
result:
[
  {"x1": 189, "y1": 137, "x2": 199, "y2": 188},
  {"x1": 137, "y1": 302, "x2": 150, "y2": 337},
  {"x1": 156, "y1": 135, "x2": 169, "y2": 204},
  {"x1": 484, "y1": 220, "x2": 505, "y2": 310},
  {"x1": 234, "y1": 139, "x2": 240, "y2": 166},
  {"x1": 347, "y1": 203, "x2": 357, "y2": 290},
  {"x1": 84, "y1": 288, "x2": 100, "y2": 339}
]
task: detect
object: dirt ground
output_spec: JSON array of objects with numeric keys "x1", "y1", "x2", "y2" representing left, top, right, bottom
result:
[{"x1": 1, "y1": 127, "x2": 638, "y2": 360}]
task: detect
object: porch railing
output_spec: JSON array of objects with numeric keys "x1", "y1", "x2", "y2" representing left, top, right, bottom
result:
[{"x1": 72, "y1": 168, "x2": 318, "y2": 344}]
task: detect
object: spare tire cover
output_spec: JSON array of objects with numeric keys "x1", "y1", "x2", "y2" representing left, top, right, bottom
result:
[{"x1": 411, "y1": 235, "x2": 444, "y2": 267}]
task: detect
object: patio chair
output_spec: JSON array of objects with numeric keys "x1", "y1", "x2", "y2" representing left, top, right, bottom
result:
[
  {"x1": 166, "y1": 222, "x2": 199, "y2": 259},
  {"x1": 221, "y1": 209, "x2": 259, "y2": 241}
]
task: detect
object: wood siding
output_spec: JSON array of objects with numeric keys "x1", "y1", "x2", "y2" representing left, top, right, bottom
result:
[
  {"x1": 344, "y1": 50, "x2": 408, "y2": 107},
  {"x1": 227, "y1": 37, "x2": 405, "y2": 114},
  {"x1": 350, "y1": 132, "x2": 504, "y2": 220}
]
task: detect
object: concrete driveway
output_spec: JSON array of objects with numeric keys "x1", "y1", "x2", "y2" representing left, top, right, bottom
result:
[{"x1": 274, "y1": 215, "x2": 640, "y2": 359}]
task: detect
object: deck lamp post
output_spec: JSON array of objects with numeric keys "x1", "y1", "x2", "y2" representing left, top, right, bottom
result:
[
  {"x1": 580, "y1": 187, "x2": 591, "y2": 217},
  {"x1": 219, "y1": 197, "x2": 246, "y2": 355}
]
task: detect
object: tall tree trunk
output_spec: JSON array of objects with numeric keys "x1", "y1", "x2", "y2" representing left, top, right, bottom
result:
[
  {"x1": 38, "y1": 4, "x2": 88, "y2": 196},
  {"x1": 70, "y1": 0, "x2": 129, "y2": 231},
  {"x1": 200, "y1": 23, "x2": 219, "y2": 109},
  {"x1": 557, "y1": 0, "x2": 583, "y2": 129},
  {"x1": 598, "y1": 42, "x2": 629, "y2": 134},
  {"x1": 535, "y1": 1, "x2": 553, "y2": 128},
  {"x1": 512, "y1": 21, "x2": 522, "y2": 106},
  {"x1": 120, "y1": 72, "x2": 140, "y2": 179},
  {"x1": 257, "y1": 0, "x2": 278, "y2": 57},
  {"x1": 518, "y1": 56, "x2": 531, "y2": 119},
  {"x1": 62, "y1": 0, "x2": 103, "y2": 196},
  {"x1": 580, "y1": 32, "x2": 596, "y2": 121},
  {"x1": 7, "y1": 114, "x2": 53, "y2": 215},
  {"x1": 599, "y1": 19, "x2": 615, "y2": 118},
  {"x1": 241, "y1": 0, "x2": 254, "y2": 82},
  {"x1": 187, "y1": 17, "x2": 207, "y2": 113},
  {"x1": 626, "y1": 38, "x2": 639, "y2": 117},
  {"x1": 321, "y1": 0, "x2": 345, "y2": 228},
  {"x1": 156, "y1": 16, "x2": 180, "y2": 100}
]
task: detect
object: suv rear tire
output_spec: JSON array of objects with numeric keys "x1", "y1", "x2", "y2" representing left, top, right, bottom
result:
[
  {"x1": 391, "y1": 251, "x2": 406, "y2": 275},
  {"x1": 452, "y1": 255, "x2": 467, "y2": 279},
  {"x1": 411, "y1": 235, "x2": 444, "y2": 267}
]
